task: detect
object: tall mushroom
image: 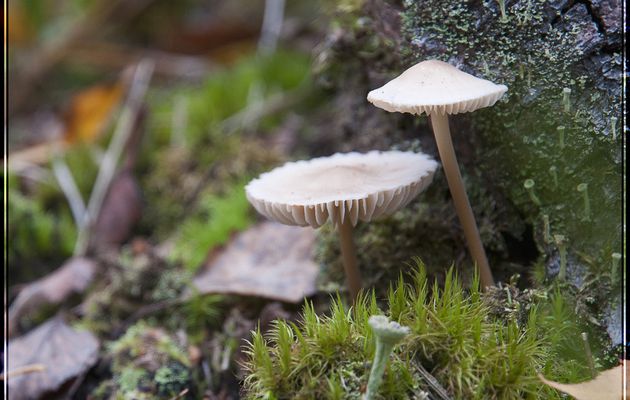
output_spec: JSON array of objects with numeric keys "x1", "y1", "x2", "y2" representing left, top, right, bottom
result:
[
  {"x1": 367, "y1": 60, "x2": 507, "y2": 289},
  {"x1": 245, "y1": 150, "x2": 438, "y2": 300}
]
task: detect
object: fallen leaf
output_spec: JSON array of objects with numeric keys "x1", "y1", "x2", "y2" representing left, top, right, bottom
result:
[
  {"x1": 90, "y1": 169, "x2": 142, "y2": 251},
  {"x1": 63, "y1": 81, "x2": 124, "y2": 144},
  {"x1": 8, "y1": 257, "x2": 99, "y2": 338},
  {"x1": 538, "y1": 364, "x2": 627, "y2": 400},
  {"x1": 193, "y1": 222, "x2": 319, "y2": 303},
  {"x1": 7, "y1": 317, "x2": 100, "y2": 400},
  {"x1": 7, "y1": 2, "x2": 35, "y2": 46}
]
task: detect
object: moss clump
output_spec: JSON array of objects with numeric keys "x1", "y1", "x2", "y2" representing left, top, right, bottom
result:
[
  {"x1": 244, "y1": 260, "x2": 598, "y2": 399},
  {"x1": 91, "y1": 322, "x2": 194, "y2": 399},
  {"x1": 79, "y1": 243, "x2": 224, "y2": 344},
  {"x1": 80, "y1": 246, "x2": 192, "y2": 336}
]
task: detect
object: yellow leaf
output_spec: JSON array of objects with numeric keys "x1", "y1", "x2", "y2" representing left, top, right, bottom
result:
[
  {"x1": 63, "y1": 81, "x2": 124, "y2": 144},
  {"x1": 539, "y1": 364, "x2": 628, "y2": 400}
]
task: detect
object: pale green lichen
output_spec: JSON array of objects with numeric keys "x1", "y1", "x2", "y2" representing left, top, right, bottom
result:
[{"x1": 365, "y1": 315, "x2": 410, "y2": 400}]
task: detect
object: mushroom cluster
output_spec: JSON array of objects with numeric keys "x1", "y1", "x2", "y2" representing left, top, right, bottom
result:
[
  {"x1": 246, "y1": 151, "x2": 438, "y2": 299},
  {"x1": 245, "y1": 58, "x2": 507, "y2": 299},
  {"x1": 368, "y1": 59, "x2": 507, "y2": 290}
]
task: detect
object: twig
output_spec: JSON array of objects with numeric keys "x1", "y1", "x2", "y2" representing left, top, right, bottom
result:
[
  {"x1": 121, "y1": 297, "x2": 185, "y2": 330},
  {"x1": 52, "y1": 154, "x2": 86, "y2": 228},
  {"x1": 258, "y1": 0, "x2": 286, "y2": 55},
  {"x1": 581, "y1": 332, "x2": 596, "y2": 378},
  {"x1": 67, "y1": 42, "x2": 216, "y2": 80},
  {"x1": 168, "y1": 388, "x2": 190, "y2": 400},
  {"x1": 171, "y1": 95, "x2": 188, "y2": 147},
  {"x1": 9, "y1": 161, "x2": 56, "y2": 186},
  {"x1": 0, "y1": 364, "x2": 46, "y2": 380},
  {"x1": 221, "y1": 84, "x2": 309, "y2": 134},
  {"x1": 74, "y1": 60, "x2": 154, "y2": 256},
  {"x1": 408, "y1": 358, "x2": 453, "y2": 400}
]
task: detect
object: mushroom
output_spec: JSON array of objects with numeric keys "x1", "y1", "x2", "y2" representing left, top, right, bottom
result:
[
  {"x1": 245, "y1": 150, "x2": 438, "y2": 300},
  {"x1": 367, "y1": 59, "x2": 507, "y2": 290}
]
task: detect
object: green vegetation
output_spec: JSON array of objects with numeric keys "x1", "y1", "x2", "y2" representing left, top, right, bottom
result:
[
  {"x1": 6, "y1": 173, "x2": 76, "y2": 278},
  {"x1": 139, "y1": 50, "x2": 315, "y2": 241},
  {"x1": 315, "y1": 181, "x2": 516, "y2": 296},
  {"x1": 91, "y1": 321, "x2": 194, "y2": 399},
  {"x1": 170, "y1": 180, "x2": 253, "y2": 272},
  {"x1": 181, "y1": 290, "x2": 223, "y2": 343},
  {"x1": 244, "y1": 260, "x2": 596, "y2": 399},
  {"x1": 400, "y1": 0, "x2": 622, "y2": 274}
]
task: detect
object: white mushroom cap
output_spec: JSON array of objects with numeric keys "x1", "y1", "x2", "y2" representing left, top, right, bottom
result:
[
  {"x1": 245, "y1": 151, "x2": 438, "y2": 228},
  {"x1": 367, "y1": 59, "x2": 508, "y2": 116}
]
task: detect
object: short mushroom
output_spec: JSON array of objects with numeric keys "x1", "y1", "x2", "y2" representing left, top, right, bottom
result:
[
  {"x1": 245, "y1": 150, "x2": 438, "y2": 300},
  {"x1": 367, "y1": 59, "x2": 507, "y2": 290}
]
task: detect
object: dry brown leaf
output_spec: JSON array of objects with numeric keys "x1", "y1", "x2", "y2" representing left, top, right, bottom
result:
[
  {"x1": 8, "y1": 257, "x2": 99, "y2": 338},
  {"x1": 193, "y1": 222, "x2": 319, "y2": 303},
  {"x1": 7, "y1": 317, "x2": 100, "y2": 400},
  {"x1": 63, "y1": 81, "x2": 124, "y2": 144},
  {"x1": 90, "y1": 169, "x2": 142, "y2": 251},
  {"x1": 538, "y1": 364, "x2": 628, "y2": 400}
]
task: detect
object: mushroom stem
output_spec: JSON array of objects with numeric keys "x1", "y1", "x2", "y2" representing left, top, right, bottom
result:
[
  {"x1": 338, "y1": 219, "x2": 362, "y2": 301},
  {"x1": 429, "y1": 113, "x2": 495, "y2": 290}
]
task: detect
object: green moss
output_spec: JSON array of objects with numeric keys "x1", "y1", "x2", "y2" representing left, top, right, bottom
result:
[
  {"x1": 110, "y1": 322, "x2": 189, "y2": 369},
  {"x1": 94, "y1": 321, "x2": 194, "y2": 399},
  {"x1": 181, "y1": 291, "x2": 223, "y2": 343},
  {"x1": 80, "y1": 247, "x2": 191, "y2": 337},
  {"x1": 244, "y1": 260, "x2": 598, "y2": 399},
  {"x1": 6, "y1": 172, "x2": 76, "y2": 275},
  {"x1": 154, "y1": 363, "x2": 191, "y2": 397},
  {"x1": 170, "y1": 180, "x2": 254, "y2": 272},
  {"x1": 117, "y1": 367, "x2": 149, "y2": 394}
]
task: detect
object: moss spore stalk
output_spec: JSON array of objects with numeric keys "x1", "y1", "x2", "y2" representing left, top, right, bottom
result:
[
  {"x1": 364, "y1": 315, "x2": 410, "y2": 400},
  {"x1": 562, "y1": 88, "x2": 571, "y2": 113},
  {"x1": 557, "y1": 126, "x2": 566, "y2": 150},
  {"x1": 549, "y1": 166, "x2": 558, "y2": 189},
  {"x1": 523, "y1": 179, "x2": 540, "y2": 206},
  {"x1": 554, "y1": 234, "x2": 568, "y2": 280},
  {"x1": 543, "y1": 214, "x2": 552, "y2": 244},
  {"x1": 611, "y1": 252, "x2": 621, "y2": 284},
  {"x1": 576, "y1": 183, "x2": 590, "y2": 221}
]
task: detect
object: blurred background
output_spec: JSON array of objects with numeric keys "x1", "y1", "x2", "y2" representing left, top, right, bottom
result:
[
  {"x1": 5, "y1": 0, "x2": 624, "y2": 398},
  {"x1": 7, "y1": 1, "x2": 336, "y2": 397},
  {"x1": 7, "y1": 0, "x2": 329, "y2": 281}
]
